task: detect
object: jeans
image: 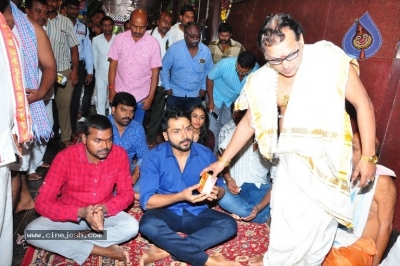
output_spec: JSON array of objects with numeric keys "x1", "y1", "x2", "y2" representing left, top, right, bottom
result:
[
  {"x1": 134, "y1": 101, "x2": 146, "y2": 125},
  {"x1": 218, "y1": 182, "x2": 272, "y2": 223},
  {"x1": 166, "y1": 95, "x2": 202, "y2": 111},
  {"x1": 208, "y1": 103, "x2": 232, "y2": 153},
  {"x1": 139, "y1": 208, "x2": 237, "y2": 266}
]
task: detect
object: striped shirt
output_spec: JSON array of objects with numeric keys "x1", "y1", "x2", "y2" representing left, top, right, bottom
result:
[
  {"x1": 46, "y1": 14, "x2": 80, "y2": 71},
  {"x1": 208, "y1": 38, "x2": 245, "y2": 64}
]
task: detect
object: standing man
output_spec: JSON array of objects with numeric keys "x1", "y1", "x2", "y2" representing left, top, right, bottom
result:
[
  {"x1": 161, "y1": 22, "x2": 213, "y2": 111},
  {"x1": 168, "y1": 4, "x2": 195, "y2": 45},
  {"x1": 204, "y1": 13, "x2": 377, "y2": 265},
  {"x1": 108, "y1": 92, "x2": 147, "y2": 191},
  {"x1": 92, "y1": 16, "x2": 116, "y2": 116},
  {"x1": 0, "y1": 4, "x2": 33, "y2": 264},
  {"x1": 146, "y1": 11, "x2": 172, "y2": 147},
  {"x1": 108, "y1": 9, "x2": 161, "y2": 125},
  {"x1": 206, "y1": 51, "x2": 258, "y2": 151},
  {"x1": 65, "y1": 0, "x2": 94, "y2": 135},
  {"x1": 47, "y1": 0, "x2": 80, "y2": 147},
  {"x1": 139, "y1": 107, "x2": 238, "y2": 266},
  {"x1": 25, "y1": 115, "x2": 138, "y2": 265},
  {"x1": 208, "y1": 22, "x2": 245, "y2": 64},
  {"x1": 89, "y1": 9, "x2": 105, "y2": 39}
]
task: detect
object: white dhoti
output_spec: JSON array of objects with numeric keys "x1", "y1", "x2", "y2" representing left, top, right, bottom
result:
[{"x1": 265, "y1": 153, "x2": 338, "y2": 266}]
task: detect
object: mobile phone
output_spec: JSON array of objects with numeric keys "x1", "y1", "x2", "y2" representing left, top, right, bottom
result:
[{"x1": 209, "y1": 110, "x2": 219, "y2": 120}]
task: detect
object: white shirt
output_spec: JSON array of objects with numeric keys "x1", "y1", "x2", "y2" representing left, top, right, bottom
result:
[
  {"x1": 219, "y1": 120, "x2": 271, "y2": 187},
  {"x1": 92, "y1": 33, "x2": 116, "y2": 80},
  {"x1": 147, "y1": 27, "x2": 169, "y2": 86},
  {"x1": 168, "y1": 23, "x2": 184, "y2": 46}
]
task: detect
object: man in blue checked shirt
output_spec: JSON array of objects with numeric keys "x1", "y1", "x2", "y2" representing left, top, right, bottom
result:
[
  {"x1": 206, "y1": 51, "x2": 259, "y2": 152},
  {"x1": 65, "y1": 0, "x2": 94, "y2": 138},
  {"x1": 161, "y1": 22, "x2": 213, "y2": 111},
  {"x1": 108, "y1": 92, "x2": 148, "y2": 192}
]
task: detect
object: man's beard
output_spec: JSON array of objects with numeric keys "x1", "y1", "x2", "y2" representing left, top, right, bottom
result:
[{"x1": 169, "y1": 138, "x2": 192, "y2": 152}]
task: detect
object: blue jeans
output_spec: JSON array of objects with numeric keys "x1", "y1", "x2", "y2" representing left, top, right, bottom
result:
[
  {"x1": 218, "y1": 182, "x2": 272, "y2": 223},
  {"x1": 166, "y1": 95, "x2": 202, "y2": 111},
  {"x1": 139, "y1": 208, "x2": 237, "y2": 266},
  {"x1": 133, "y1": 101, "x2": 146, "y2": 125}
]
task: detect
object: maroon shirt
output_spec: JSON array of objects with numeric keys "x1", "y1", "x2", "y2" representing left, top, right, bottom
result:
[{"x1": 35, "y1": 143, "x2": 134, "y2": 222}]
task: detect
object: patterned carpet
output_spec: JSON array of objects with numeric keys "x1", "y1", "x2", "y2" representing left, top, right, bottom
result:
[{"x1": 21, "y1": 201, "x2": 270, "y2": 266}]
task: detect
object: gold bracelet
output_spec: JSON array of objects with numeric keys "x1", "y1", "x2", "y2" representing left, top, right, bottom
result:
[
  {"x1": 226, "y1": 177, "x2": 234, "y2": 182},
  {"x1": 217, "y1": 156, "x2": 231, "y2": 167}
]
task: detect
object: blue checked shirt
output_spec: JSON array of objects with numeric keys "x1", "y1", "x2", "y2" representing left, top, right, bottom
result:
[
  {"x1": 161, "y1": 40, "x2": 213, "y2": 97},
  {"x1": 208, "y1": 57, "x2": 259, "y2": 108},
  {"x1": 108, "y1": 115, "x2": 148, "y2": 166}
]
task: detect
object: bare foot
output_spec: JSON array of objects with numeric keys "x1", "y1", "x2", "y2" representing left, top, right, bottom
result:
[
  {"x1": 39, "y1": 249, "x2": 53, "y2": 263},
  {"x1": 205, "y1": 253, "x2": 241, "y2": 266},
  {"x1": 92, "y1": 245, "x2": 130, "y2": 264},
  {"x1": 15, "y1": 198, "x2": 35, "y2": 213},
  {"x1": 28, "y1": 173, "x2": 43, "y2": 181},
  {"x1": 139, "y1": 244, "x2": 170, "y2": 266},
  {"x1": 231, "y1": 213, "x2": 241, "y2": 220},
  {"x1": 110, "y1": 245, "x2": 130, "y2": 264},
  {"x1": 248, "y1": 255, "x2": 263, "y2": 266}
]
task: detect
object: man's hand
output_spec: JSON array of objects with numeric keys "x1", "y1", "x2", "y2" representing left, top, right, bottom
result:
[
  {"x1": 351, "y1": 160, "x2": 377, "y2": 187},
  {"x1": 69, "y1": 70, "x2": 78, "y2": 86},
  {"x1": 79, "y1": 205, "x2": 104, "y2": 232},
  {"x1": 165, "y1": 89, "x2": 173, "y2": 96},
  {"x1": 108, "y1": 88, "x2": 116, "y2": 103},
  {"x1": 141, "y1": 97, "x2": 154, "y2": 110},
  {"x1": 241, "y1": 206, "x2": 260, "y2": 222},
  {"x1": 206, "y1": 185, "x2": 220, "y2": 201},
  {"x1": 25, "y1": 88, "x2": 46, "y2": 104},
  {"x1": 226, "y1": 179, "x2": 240, "y2": 195},
  {"x1": 206, "y1": 99, "x2": 215, "y2": 112},
  {"x1": 12, "y1": 134, "x2": 22, "y2": 156},
  {"x1": 180, "y1": 184, "x2": 208, "y2": 203},
  {"x1": 85, "y1": 74, "x2": 93, "y2": 85},
  {"x1": 199, "y1": 90, "x2": 206, "y2": 98}
]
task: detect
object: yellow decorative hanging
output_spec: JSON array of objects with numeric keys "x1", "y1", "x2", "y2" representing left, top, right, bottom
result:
[{"x1": 221, "y1": 0, "x2": 232, "y2": 22}]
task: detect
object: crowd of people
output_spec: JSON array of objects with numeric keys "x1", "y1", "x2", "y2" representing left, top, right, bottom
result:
[{"x1": 0, "y1": 0, "x2": 398, "y2": 265}]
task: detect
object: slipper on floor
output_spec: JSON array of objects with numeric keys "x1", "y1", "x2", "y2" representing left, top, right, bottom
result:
[
  {"x1": 39, "y1": 162, "x2": 50, "y2": 168},
  {"x1": 28, "y1": 173, "x2": 43, "y2": 181}
]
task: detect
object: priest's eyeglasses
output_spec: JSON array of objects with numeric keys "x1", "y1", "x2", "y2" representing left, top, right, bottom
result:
[{"x1": 265, "y1": 47, "x2": 300, "y2": 65}]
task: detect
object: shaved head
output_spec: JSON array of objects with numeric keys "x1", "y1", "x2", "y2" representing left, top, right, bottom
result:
[
  {"x1": 0, "y1": 0, "x2": 10, "y2": 13},
  {"x1": 129, "y1": 9, "x2": 148, "y2": 41}
]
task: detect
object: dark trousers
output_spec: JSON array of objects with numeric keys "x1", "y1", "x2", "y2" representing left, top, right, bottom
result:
[
  {"x1": 70, "y1": 61, "x2": 86, "y2": 134},
  {"x1": 139, "y1": 208, "x2": 237, "y2": 266},
  {"x1": 147, "y1": 86, "x2": 166, "y2": 141},
  {"x1": 166, "y1": 95, "x2": 202, "y2": 111},
  {"x1": 81, "y1": 71, "x2": 95, "y2": 118}
]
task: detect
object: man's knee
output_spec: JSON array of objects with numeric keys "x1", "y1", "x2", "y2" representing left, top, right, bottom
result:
[
  {"x1": 114, "y1": 213, "x2": 139, "y2": 241},
  {"x1": 139, "y1": 212, "x2": 164, "y2": 237},
  {"x1": 216, "y1": 214, "x2": 237, "y2": 239}
]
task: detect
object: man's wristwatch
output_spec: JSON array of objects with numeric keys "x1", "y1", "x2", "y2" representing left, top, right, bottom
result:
[{"x1": 361, "y1": 155, "x2": 378, "y2": 165}]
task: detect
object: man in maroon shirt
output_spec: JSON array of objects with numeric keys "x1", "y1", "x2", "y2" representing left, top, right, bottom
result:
[{"x1": 25, "y1": 115, "x2": 138, "y2": 265}]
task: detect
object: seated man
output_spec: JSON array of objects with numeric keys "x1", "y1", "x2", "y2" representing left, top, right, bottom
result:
[
  {"x1": 25, "y1": 115, "x2": 138, "y2": 265},
  {"x1": 322, "y1": 132, "x2": 397, "y2": 266},
  {"x1": 108, "y1": 92, "x2": 148, "y2": 191},
  {"x1": 139, "y1": 107, "x2": 239, "y2": 266},
  {"x1": 218, "y1": 107, "x2": 272, "y2": 224}
]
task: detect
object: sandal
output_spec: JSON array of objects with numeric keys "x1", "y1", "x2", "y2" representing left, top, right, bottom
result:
[{"x1": 28, "y1": 173, "x2": 43, "y2": 181}]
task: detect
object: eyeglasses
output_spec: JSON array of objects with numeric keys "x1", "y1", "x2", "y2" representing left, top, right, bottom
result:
[
  {"x1": 235, "y1": 63, "x2": 253, "y2": 76},
  {"x1": 265, "y1": 47, "x2": 300, "y2": 65}
]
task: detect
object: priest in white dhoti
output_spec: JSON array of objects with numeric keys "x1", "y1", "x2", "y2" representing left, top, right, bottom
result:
[{"x1": 203, "y1": 13, "x2": 377, "y2": 265}]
